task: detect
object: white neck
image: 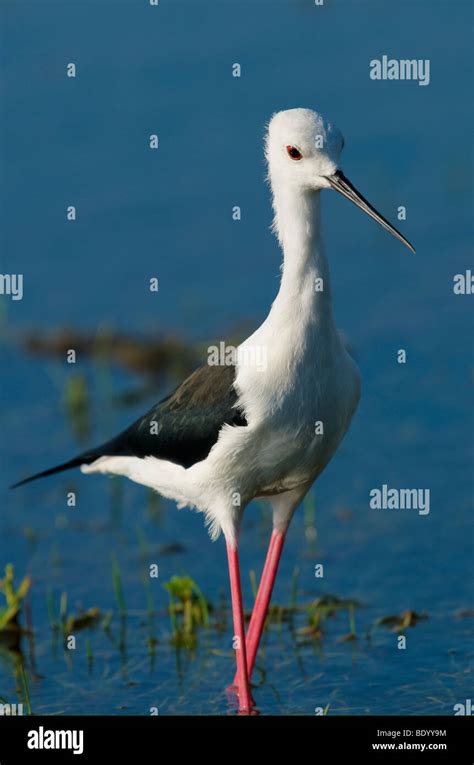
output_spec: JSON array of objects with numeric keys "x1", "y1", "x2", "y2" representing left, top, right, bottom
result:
[{"x1": 269, "y1": 184, "x2": 335, "y2": 329}]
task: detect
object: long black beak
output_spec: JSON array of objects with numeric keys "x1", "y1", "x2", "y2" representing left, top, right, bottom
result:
[{"x1": 326, "y1": 170, "x2": 415, "y2": 254}]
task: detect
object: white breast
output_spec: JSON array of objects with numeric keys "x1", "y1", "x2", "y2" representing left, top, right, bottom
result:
[{"x1": 229, "y1": 310, "x2": 360, "y2": 496}]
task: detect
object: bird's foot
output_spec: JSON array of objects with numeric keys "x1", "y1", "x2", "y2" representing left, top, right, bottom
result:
[{"x1": 225, "y1": 682, "x2": 257, "y2": 712}]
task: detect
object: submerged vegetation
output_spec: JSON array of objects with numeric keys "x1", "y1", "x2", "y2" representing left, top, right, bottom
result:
[
  {"x1": 22, "y1": 327, "x2": 200, "y2": 382},
  {"x1": 1, "y1": 558, "x2": 426, "y2": 662},
  {"x1": 164, "y1": 575, "x2": 210, "y2": 648},
  {"x1": 0, "y1": 547, "x2": 459, "y2": 716},
  {"x1": 376, "y1": 610, "x2": 429, "y2": 632},
  {"x1": 0, "y1": 565, "x2": 31, "y2": 651}
]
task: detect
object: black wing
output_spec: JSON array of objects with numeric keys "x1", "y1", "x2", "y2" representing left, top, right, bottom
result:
[
  {"x1": 103, "y1": 363, "x2": 247, "y2": 467},
  {"x1": 11, "y1": 364, "x2": 247, "y2": 487}
]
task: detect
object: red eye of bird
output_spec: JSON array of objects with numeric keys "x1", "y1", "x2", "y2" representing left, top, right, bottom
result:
[{"x1": 286, "y1": 145, "x2": 303, "y2": 160}]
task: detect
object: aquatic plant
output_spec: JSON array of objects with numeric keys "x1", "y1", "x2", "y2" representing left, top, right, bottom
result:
[
  {"x1": 0, "y1": 564, "x2": 31, "y2": 649},
  {"x1": 163, "y1": 575, "x2": 210, "y2": 648}
]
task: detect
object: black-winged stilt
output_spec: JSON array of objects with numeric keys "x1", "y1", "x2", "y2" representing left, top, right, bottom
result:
[{"x1": 13, "y1": 108, "x2": 414, "y2": 714}]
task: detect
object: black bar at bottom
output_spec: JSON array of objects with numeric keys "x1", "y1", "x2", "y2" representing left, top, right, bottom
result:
[{"x1": 0, "y1": 715, "x2": 471, "y2": 761}]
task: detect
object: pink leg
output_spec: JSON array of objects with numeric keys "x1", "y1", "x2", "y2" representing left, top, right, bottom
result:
[
  {"x1": 232, "y1": 528, "x2": 286, "y2": 685},
  {"x1": 226, "y1": 540, "x2": 253, "y2": 713}
]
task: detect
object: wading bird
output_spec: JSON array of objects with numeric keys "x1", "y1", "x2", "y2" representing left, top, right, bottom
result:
[{"x1": 13, "y1": 109, "x2": 414, "y2": 714}]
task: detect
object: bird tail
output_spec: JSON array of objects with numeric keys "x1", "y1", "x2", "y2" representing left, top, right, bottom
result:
[{"x1": 10, "y1": 450, "x2": 100, "y2": 489}]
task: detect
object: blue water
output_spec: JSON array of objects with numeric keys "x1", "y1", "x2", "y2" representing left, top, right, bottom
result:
[{"x1": 0, "y1": 0, "x2": 472, "y2": 715}]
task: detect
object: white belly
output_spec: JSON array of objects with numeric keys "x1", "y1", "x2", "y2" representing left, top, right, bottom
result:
[{"x1": 199, "y1": 320, "x2": 361, "y2": 503}]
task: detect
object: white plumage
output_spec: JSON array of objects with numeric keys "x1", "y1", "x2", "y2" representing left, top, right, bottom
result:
[
  {"x1": 83, "y1": 109, "x2": 362, "y2": 546},
  {"x1": 17, "y1": 107, "x2": 414, "y2": 713}
]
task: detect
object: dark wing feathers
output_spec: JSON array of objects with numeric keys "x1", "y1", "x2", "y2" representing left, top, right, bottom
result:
[
  {"x1": 11, "y1": 364, "x2": 246, "y2": 487},
  {"x1": 105, "y1": 364, "x2": 246, "y2": 468}
]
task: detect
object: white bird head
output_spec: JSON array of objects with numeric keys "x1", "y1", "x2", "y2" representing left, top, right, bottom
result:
[
  {"x1": 266, "y1": 108, "x2": 415, "y2": 253},
  {"x1": 266, "y1": 108, "x2": 343, "y2": 189}
]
